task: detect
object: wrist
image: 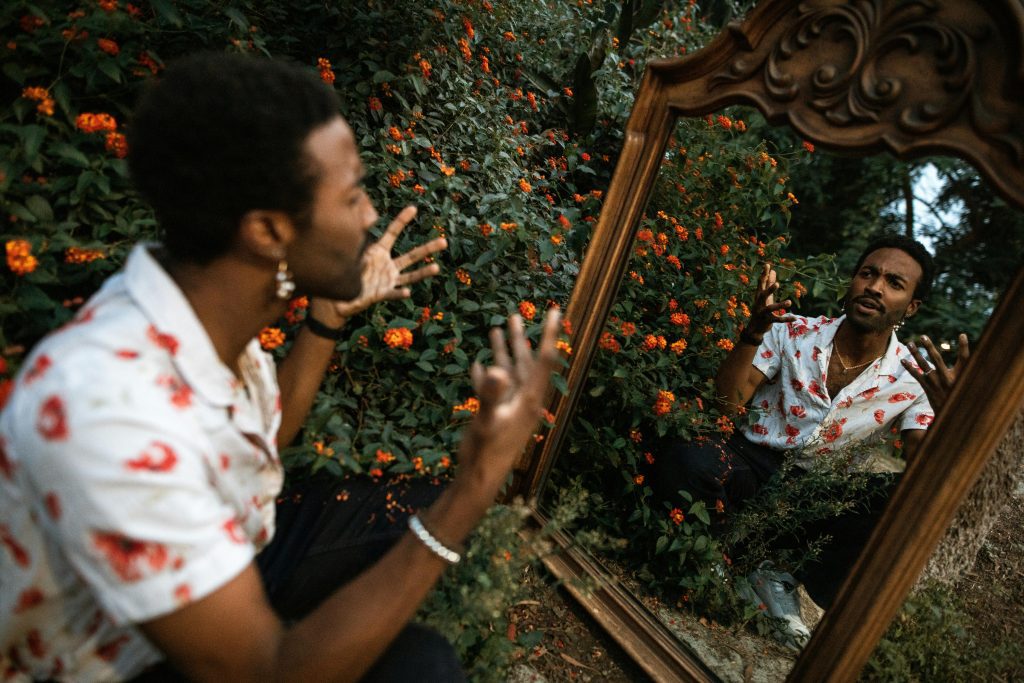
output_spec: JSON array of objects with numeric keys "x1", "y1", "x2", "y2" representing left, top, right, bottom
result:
[
  {"x1": 739, "y1": 329, "x2": 764, "y2": 346},
  {"x1": 308, "y1": 298, "x2": 347, "y2": 328}
]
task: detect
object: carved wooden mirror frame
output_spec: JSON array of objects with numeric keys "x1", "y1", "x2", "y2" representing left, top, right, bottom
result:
[{"x1": 510, "y1": 0, "x2": 1024, "y2": 680}]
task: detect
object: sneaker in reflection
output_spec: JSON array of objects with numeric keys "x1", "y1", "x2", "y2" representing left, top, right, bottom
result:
[{"x1": 748, "y1": 562, "x2": 811, "y2": 649}]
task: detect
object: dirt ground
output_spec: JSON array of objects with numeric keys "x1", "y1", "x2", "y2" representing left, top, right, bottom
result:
[{"x1": 508, "y1": 487, "x2": 1024, "y2": 682}]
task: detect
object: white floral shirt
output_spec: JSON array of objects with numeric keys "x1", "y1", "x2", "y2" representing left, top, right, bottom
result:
[
  {"x1": 740, "y1": 315, "x2": 933, "y2": 466},
  {"x1": 0, "y1": 244, "x2": 284, "y2": 681}
]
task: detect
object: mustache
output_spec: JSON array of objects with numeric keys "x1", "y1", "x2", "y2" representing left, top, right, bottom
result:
[{"x1": 851, "y1": 294, "x2": 884, "y2": 312}]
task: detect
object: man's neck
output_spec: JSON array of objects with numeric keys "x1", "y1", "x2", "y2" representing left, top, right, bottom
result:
[
  {"x1": 834, "y1": 319, "x2": 892, "y2": 366},
  {"x1": 161, "y1": 252, "x2": 286, "y2": 373}
]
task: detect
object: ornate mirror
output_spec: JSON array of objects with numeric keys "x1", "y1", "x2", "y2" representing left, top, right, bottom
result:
[{"x1": 509, "y1": 0, "x2": 1024, "y2": 680}]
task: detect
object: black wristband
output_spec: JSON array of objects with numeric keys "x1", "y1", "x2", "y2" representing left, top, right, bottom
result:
[
  {"x1": 304, "y1": 314, "x2": 346, "y2": 341},
  {"x1": 739, "y1": 330, "x2": 764, "y2": 347}
]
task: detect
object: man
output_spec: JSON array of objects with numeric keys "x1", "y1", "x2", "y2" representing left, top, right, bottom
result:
[
  {"x1": 654, "y1": 235, "x2": 968, "y2": 643},
  {"x1": 0, "y1": 54, "x2": 561, "y2": 681}
]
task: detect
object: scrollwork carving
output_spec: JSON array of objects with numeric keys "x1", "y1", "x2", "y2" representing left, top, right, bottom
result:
[{"x1": 708, "y1": 0, "x2": 1022, "y2": 169}]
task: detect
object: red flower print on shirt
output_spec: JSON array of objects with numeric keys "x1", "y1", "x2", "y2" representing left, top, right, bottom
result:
[
  {"x1": 889, "y1": 392, "x2": 916, "y2": 403},
  {"x1": 760, "y1": 350, "x2": 773, "y2": 359},
  {"x1": 114, "y1": 349, "x2": 139, "y2": 360},
  {"x1": 821, "y1": 418, "x2": 847, "y2": 443},
  {"x1": 751, "y1": 424, "x2": 768, "y2": 435},
  {"x1": 173, "y1": 583, "x2": 192, "y2": 606},
  {"x1": 859, "y1": 387, "x2": 880, "y2": 400},
  {"x1": 223, "y1": 517, "x2": 246, "y2": 544},
  {"x1": 23, "y1": 355, "x2": 52, "y2": 384},
  {"x1": 916, "y1": 413, "x2": 934, "y2": 426},
  {"x1": 787, "y1": 321, "x2": 810, "y2": 337},
  {"x1": 794, "y1": 350, "x2": 801, "y2": 359},
  {"x1": 789, "y1": 405, "x2": 806, "y2": 418},
  {"x1": 812, "y1": 347, "x2": 821, "y2": 361},
  {"x1": 836, "y1": 396, "x2": 854, "y2": 409},
  {"x1": 874, "y1": 409, "x2": 886, "y2": 424},
  {"x1": 125, "y1": 441, "x2": 178, "y2": 472},
  {"x1": 784, "y1": 423, "x2": 800, "y2": 445},
  {"x1": 0, "y1": 436, "x2": 13, "y2": 480},
  {"x1": 790, "y1": 379, "x2": 805, "y2": 392},
  {"x1": 220, "y1": 454, "x2": 230, "y2": 470},
  {"x1": 14, "y1": 587, "x2": 44, "y2": 614},
  {"x1": 95, "y1": 634, "x2": 131, "y2": 662},
  {"x1": 44, "y1": 492, "x2": 61, "y2": 520},
  {"x1": 809, "y1": 380, "x2": 828, "y2": 400},
  {"x1": 147, "y1": 325, "x2": 179, "y2": 356},
  {"x1": 37, "y1": 395, "x2": 69, "y2": 441},
  {"x1": 27, "y1": 629, "x2": 46, "y2": 658},
  {"x1": 881, "y1": 374, "x2": 897, "y2": 383},
  {"x1": 156, "y1": 375, "x2": 193, "y2": 409},
  {"x1": 0, "y1": 524, "x2": 30, "y2": 567},
  {"x1": 91, "y1": 531, "x2": 168, "y2": 582}
]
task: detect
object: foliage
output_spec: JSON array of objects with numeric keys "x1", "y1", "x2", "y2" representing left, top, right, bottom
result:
[{"x1": 862, "y1": 580, "x2": 1023, "y2": 682}]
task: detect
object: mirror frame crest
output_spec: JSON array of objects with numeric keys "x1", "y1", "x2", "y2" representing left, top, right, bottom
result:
[{"x1": 512, "y1": 0, "x2": 1024, "y2": 680}]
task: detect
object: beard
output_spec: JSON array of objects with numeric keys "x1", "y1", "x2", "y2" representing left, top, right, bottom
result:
[{"x1": 843, "y1": 293, "x2": 906, "y2": 334}]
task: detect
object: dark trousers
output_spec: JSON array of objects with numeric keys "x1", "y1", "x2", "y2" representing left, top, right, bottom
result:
[
  {"x1": 653, "y1": 432, "x2": 895, "y2": 608},
  {"x1": 134, "y1": 473, "x2": 464, "y2": 682}
]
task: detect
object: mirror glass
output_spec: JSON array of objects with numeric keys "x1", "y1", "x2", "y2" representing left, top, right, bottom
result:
[{"x1": 539, "y1": 108, "x2": 1022, "y2": 680}]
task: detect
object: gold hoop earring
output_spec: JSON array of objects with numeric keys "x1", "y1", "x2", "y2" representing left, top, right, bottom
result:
[{"x1": 275, "y1": 260, "x2": 295, "y2": 300}]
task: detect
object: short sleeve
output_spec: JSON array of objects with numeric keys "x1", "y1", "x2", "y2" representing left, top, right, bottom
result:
[
  {"x1": 751, "y1": 323, "x2": 784, "y2": 380},
  {"x1": 898, "y1": 391, "x2": 935, "y2": 433},
  {"x1": 11, "y1": 379, "x2": 254, "y2": 626}
]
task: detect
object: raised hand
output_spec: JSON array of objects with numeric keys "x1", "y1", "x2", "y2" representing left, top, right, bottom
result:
[
  {"x1": 456, "y1": 309, "x2": 562, "y2": 497},
  {"x1": 748, "y1": 263, "x2": 796, "y2": 339},
  {"x1": 330, "y1": 206, "x2": 447, "y2": 318},
  {"x1": 902, "y1": 333, "x2": 970, "y2": 412}
]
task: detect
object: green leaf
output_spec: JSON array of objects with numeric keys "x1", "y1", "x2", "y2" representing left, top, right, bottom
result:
[
  {"x1": 25, "y1": 195, "x2": 53, "y2": 223},
  {"x1": 223, "y1": 7, "x2": 249, "y2": 29},
  {"x1": 53, "y1": 143, "x2": 91, "y2": 168},
  {"x1": 98, "y1": 60, "x2": 123, "y2": 84},
  {"x1": 151, "y1": 0, "x2": 185, "y2": 27},
  {"x1": 19, "y1": 125, "x2": 46, "y2": 163},
  {"x1": 550, "y1": 372, "x2": 568, "y2": 396}
]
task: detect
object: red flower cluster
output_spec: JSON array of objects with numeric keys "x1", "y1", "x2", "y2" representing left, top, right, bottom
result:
[
  {"x1": 7, "y1": 239, "x2": 38, "y2": 275},
  {"x1": 383, "y1": 327, "x2": 413, "y2": 350},
  {"x1": 259, "y1": 327, "x2": 285, "y2": 350},
  {"x1": 653, "y1": 390, "x2": 675, "y2": 417},
  {"x1": 317, "y1": 57, "x2": 335, "y2": 85}
]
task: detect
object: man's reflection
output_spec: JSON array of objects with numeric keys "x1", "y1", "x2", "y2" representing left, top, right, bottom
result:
[{"x1": 653, "y1": 235, "x2": 969, "y2": 646}]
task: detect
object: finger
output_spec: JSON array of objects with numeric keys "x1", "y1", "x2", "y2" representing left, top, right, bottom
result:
[
  {"x1": 377, "y1": 205, "x2": 418, "y2": 251},
  {"x1": 396, "y1": 262, "x2": 441, "y2": 287},
  {"x1": 905, "y1": 341, "x2": 932, "y2": 376},
  {"x1": 758, "y1": 263, "x2": 771, "y2": 292},
  {"x1": 901, "y1": 356, "x2": 926, "y2": 383},
  {"x1": 393, "y1": 237, "x2": 448, "y2": 271},
  {"x1": 474, "y1": 366, "x2": 511, "y2": 423},
  {"x1": 532, "y1": 309, "x2": 563, "y2": 380},
  {"x1": 956, "y1": 333, "x2": 970, "y2": 366},
  {"x1": 373, "y1": 287, "x2": 412, "y2": 302},
  {"x1": 507, "y1": 314, "x2": 533, "y2": 382},
  {"x1": 918, "y1": 335, "x2": 949, "y2": 376},
  {"x1": 490, "y1": 325, "x2": 512, "y2": 374},
  {"x1": 764, "y1": 299, "x2": 791, "y2": 313}
]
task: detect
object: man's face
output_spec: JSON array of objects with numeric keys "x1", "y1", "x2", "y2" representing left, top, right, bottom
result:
[
  {"x1": 844, "y1": 247, "x2": 923, "y2": 333},
  {"x1": 287, "y1": 117, "x2": 378, "y2": 301}
]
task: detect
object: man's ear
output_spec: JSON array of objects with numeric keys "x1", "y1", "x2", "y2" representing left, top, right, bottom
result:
[
  {"x1": 905, "y1": 298, "x2": 922, "y2": 319},
  {"x1": 236, "y1": 210, "x2": 297, "y2": 261}
]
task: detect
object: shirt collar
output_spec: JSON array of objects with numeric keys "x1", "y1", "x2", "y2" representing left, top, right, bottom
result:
[{"x1": 122, "y1": 243, "x2": 238, "y2": 407}]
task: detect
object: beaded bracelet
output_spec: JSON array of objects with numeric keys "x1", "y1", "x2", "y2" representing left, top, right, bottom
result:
[{"x1": 408, "y1": 515, "x2": 461, "y2": 564}]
